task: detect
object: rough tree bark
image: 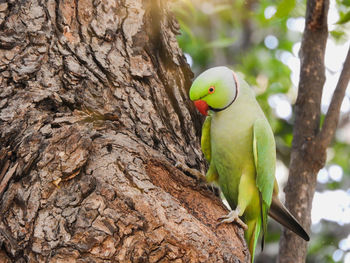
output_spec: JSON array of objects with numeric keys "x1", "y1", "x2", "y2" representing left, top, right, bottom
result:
[
  {"x1": 0, "y1": 0, "x2": 249, "y2": 262},
  {"x1": 278, "y1": 0, "x2": 350, "y2": 262}
]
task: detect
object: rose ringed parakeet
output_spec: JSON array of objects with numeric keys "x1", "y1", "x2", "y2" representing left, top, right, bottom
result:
[{"x1": 189, "y1": 66, "x2": 309, "y2": 262}]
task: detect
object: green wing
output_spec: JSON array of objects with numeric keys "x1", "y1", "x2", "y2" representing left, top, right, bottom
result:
[
  {"x1": 201, "y1": 116, "x2": 212, "y2": 161},
  {"x1": 201, "y1": 116, "x2": 218, "y2": 183},
  {"x1": 253, "y1": 118, "x2": 276, "y2": 206},
  {"x1": 253, "y1": 118, "x2": 276, "y2": 246}
]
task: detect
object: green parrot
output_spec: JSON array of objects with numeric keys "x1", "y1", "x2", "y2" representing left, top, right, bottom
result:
[{"x1": 189, "y1": 66, "x2": 309, "y2": 262}]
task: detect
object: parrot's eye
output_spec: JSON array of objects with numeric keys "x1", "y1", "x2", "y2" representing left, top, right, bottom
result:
[{"x1": 208, "y1": 86, "x2": 215, "y2": 94}]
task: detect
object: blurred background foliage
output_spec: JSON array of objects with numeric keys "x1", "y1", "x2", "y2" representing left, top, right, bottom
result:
[{"x1": 172, "y1": 0, "x2": 350, "y2": 262}]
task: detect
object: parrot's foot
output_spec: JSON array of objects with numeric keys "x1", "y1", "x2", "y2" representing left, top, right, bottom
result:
[
  {"x1": 175, "y1": 162, "x2": 206, "y2": 183},
  {"x1": 174, "y1": 162, "x2": 220, "y2": 197},
  {"x1": 217, "y1": 209, "x2": 248, "y2": 230}
]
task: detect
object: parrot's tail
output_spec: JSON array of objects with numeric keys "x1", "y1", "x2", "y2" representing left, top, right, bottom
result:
[
  {"x1": 245, "y1": 219, "x2": 261, "y2": 263},
  {"x1": 268, "y1": 196, "x2": 310, "y2": 241}
]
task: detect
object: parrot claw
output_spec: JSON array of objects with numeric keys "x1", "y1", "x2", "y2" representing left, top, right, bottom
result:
[
  {"x1": 217, "y1": 210, "x2": 248, "y2": 230},
  {"x1": 175, "y1": 162, "x2": 206, "y2": 183},
  {"x1": 174, "y1": 162, "x2": 220, "y2": 197}
]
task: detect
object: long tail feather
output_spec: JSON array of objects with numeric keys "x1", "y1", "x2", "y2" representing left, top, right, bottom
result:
[
  {"x1": 259, "y1": 193, "x2": 268, "y2": 251},
  {"x1": 269, "y1": 196, "x2": 310, "y2": 241},
  {"x1": 246, "y1": 219, "x2": 261, "y2": 263}
]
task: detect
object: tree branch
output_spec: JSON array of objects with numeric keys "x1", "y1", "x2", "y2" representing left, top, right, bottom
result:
[
  {"x1": 318, "y1": 45, "x2": 350, "y2": 148},
  {"x1": 308, "y1": 0, "x2": 327, "y2": 30},
  {"x1": 278, "y1": 0, "x2": 329, "y2": 262}
]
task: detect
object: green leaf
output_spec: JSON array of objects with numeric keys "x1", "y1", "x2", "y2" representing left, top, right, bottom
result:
[
  {"x1": 341, "y1": 0, "x2": 350, "y2": 6},
  {"x1": 275, "y1": 0, "x2": 296, "y2": 18},
  {"x1": 330, "y1": 30, "x2": 345, "y2": 40},
  {"x1": 337, "y1": 11, "x2": 350, "y2": 24},
  {"x1": 205, "y1": 37, "x2": 237, "y2": 48}
]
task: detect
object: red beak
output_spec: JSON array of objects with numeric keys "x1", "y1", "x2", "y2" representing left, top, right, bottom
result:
[{"x1": 194, "y1": 100, "x2": 209, "y2": 116}]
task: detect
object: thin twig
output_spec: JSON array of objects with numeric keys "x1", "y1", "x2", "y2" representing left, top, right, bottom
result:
[{"x1": 318, "y1": 45, "x2": 350, "y2": 148}]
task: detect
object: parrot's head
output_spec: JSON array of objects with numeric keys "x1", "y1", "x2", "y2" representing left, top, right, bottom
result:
[{"x1": 189, "y1": 66, "x2": 239, "y2": 116}]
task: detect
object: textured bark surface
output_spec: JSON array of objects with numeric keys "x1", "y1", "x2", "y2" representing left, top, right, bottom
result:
[{"x1": 0, "y1": 0, "x2": 248, "y2": 262}]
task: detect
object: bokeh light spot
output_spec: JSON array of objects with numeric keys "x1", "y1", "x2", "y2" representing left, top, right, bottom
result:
[{"x1": 264, "y1": 35, "x2": 279, "y2": 50}]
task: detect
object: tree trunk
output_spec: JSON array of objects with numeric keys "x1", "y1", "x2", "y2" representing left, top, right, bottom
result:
[
  {"x1": 278, "y1": 1, "x2": 329, "y2": 262},
  {"x1": 0, "y1": 0, "x2": 248, "y2": 262},
  {"x1": 278, "y1": 0, "x2": 350, "y2": 262}
]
